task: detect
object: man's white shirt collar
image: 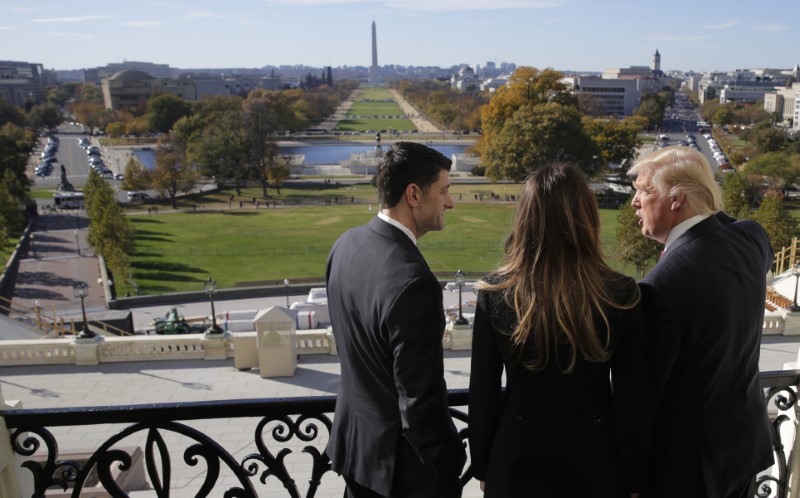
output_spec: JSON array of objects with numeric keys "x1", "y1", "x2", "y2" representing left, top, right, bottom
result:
[
  {"x1": 377, "y1": 212, "x2": 417, "y2": 245},
  {"x1": 664, "y1": 213, "x2": 710, "y2": 251}
]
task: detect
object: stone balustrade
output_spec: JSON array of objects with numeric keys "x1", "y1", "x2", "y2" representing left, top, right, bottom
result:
[{"x1": 0, "y1": 325, "x2": 466, "y2": 368}]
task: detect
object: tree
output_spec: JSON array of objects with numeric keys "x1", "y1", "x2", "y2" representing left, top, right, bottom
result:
[
  {"x1": 744, "y1": 152, "x2": 800, "y2": 194},
  {"x1": 106, "y1": 121, "x2": 125, "y2": 138},
  {"x1": 482, "y1": 102, "x2": 597, "y2": 181},
  {"x1": 712, "y1": 106, "x2": 734, "y2": 127},
  {"x1": 616, "y1": 196, "x2": 662, "y2": 277},
  {"x1": 26, "y1": 102, "x2": 62, "y2": 130},
  {"x1": 146, "y1": 94, "x2": 193, "y2": 134},
  {"x1": 121, "y1": 157, "x2": 152, "y2": 192},
  {"x1": 243, "y1": 92, "x2": 288, "y2": 197},
  {"x1": 750, "y1": 127, "x2": 786, "y2": 154},
  {"x1": 151, "y1": 134, "x2": 196, "y2": 208},
  {"x1": 479, "y1": 67, "x2": 596, "y2": 181},
  {"x1": 583, "y1": 117, "x2": 643, "y2": 170},
  {"x1": 633, "y1": 94, "x2": 665, "y2": 130},
  {"x1": 125, "y1": 116, "x2": 150, "y2": 137},
  {"x1": 0, "y1": 172, "x2": 26, "y2": 240},
  {"x1": 265, "y1": 155, "x2": 291, "y2": 195},
  {"x1": 192, "y1": 108, "x2": 250, "y2": 194},
  {"x1": 721, "y1": 173, "x2": 753, "y2": 219},
  {"x1": 0, "y1": 99, "x2": 26, "y2": 127},
  {"x1": 84, "y1": 169, "x2": 134, "y2": 284},
  {"x1": 753, "y1": 193, "x2": 797, "y2": 251}
]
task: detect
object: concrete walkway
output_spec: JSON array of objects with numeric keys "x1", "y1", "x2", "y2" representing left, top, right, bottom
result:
[{"x1": 11, "y1": 210, "x2": 105, "y2": 324}]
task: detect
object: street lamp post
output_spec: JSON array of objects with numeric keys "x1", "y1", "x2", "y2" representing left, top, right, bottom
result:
[
  {"x1": 73, "y1": 230, "x2": 80, "y2": 255},
  {"x1": 791, "y1": 264, "x2": 800, "y2": 312},
  {"x1": 204, "y1": 278, "x2": 222, "y2": 334},
  {"x1": 454, "y1": 269, "x2": 469, "y2": 325},
  {"x1": 284, "y1": 278, "x2": 290, "y2": 307},
  {"x1": 72, "y1": 282, "x2": 95, "y2": 338}
]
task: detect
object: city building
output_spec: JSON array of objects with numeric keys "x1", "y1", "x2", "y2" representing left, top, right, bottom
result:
[
  {"x1": 101, "y1": 70, "x2": 156, "y2": 110},
  {"x1": 101, "y1": 70, "x2": 288, "y2": 110},
  {"x1": 559, "y1": 50, "x2": 667, "y2": 118},
  {"x1": 450, "y1": 65, "x2": 481, "y2": 93},
  {"x1": 0, "y1": 60, "x2": 46, "y2": 107},
  {"x1": 794, "y1": 88, "x2": 800, "y2": 131},
  {"x1": 85, "y1": 61, "x2": 179, "y2": 84},
  {"x1": 764, "y1": 83, "x2": 800, "y2": 125}
]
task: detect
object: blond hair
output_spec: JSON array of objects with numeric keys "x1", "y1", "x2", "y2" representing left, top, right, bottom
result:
[{"x1": 628, "y1": 146, "x2": 722, "y2": 215}]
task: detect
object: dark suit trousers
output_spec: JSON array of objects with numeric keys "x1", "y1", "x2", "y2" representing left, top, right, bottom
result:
[{"x1": 344, "y1": 436, "x2": 462, "y2": 498}]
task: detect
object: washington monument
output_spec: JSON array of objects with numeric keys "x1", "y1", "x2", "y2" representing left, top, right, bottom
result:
[{"x1": 369, "y1": 21, "x2": 381, "y2": 85}]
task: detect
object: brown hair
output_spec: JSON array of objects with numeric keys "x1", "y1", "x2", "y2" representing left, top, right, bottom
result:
[{"x1": 477, "y1": 163, "x2": 639, "y2": 372}]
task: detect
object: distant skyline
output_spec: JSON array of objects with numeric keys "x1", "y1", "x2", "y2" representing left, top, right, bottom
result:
[{"x1": 1, "y1": 0, "x2": 797, "y2": 74}]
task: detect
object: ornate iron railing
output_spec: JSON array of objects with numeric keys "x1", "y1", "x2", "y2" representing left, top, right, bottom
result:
[
  {"x1": 3, "y1": 391, "x2": 470, "y2": 497},
  {"x1": 3, "y1": 372, "x2": 799, "y2": 497}
]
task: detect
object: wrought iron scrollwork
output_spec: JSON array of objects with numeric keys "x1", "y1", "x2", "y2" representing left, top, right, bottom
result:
[
  {"x1": 755, "y1": 384, "x2": 798, "y2": 498},
  {"x1": 241, "y1": 413, "x2": 333, "y2": 498}
]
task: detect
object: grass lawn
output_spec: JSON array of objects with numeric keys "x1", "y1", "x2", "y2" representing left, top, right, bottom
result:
[
  {"x1": 354, "y1": 87, "x2": 395, "y2": 100},
  {"x1": 347, "y1": 102, "x2": 406, "y2": 117},
  {"x1": 123, "y1": 187, "x2": 639, "y2": 296},
  {"x1": 335, "y1": 118, "x2": 417, "y2": 132}
]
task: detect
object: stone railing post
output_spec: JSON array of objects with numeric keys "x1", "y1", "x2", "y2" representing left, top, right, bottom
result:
[
  {"x1": 446, "y1": 320, "x2": 473, "y2": 351},
  {"x1": 72, "y1": 335, "x2": 104, "y2": 366},
  {"x1": 0, "y1": 385, "x2": 28, "y2": 497},
  {"x1": 202, "y1": 331, "x2": 230, "y2": 360}
]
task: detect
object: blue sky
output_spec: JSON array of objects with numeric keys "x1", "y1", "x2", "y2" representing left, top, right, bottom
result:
[{"x1": 0, "y1": 0, "x2": 796, "y2": 73}]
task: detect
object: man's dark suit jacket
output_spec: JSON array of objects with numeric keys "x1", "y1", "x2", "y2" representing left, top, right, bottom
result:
[
  {"x1": 325, "y1": 216, "x2": 466, "y2": 497},
  {"x1": 640, "y1": 212, "x2": 774, "y2": 497}
]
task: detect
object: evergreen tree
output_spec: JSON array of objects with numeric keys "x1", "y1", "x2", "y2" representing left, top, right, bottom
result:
[
  {"x1": 753, "y1": 194, "x2": 797, "y2": 251},
  {"x1": 721, "y1": 173, "x2": 752, "y2": 220},
  {"x1": 84, "y1": 169, "x2": 134, "y2": 283}
]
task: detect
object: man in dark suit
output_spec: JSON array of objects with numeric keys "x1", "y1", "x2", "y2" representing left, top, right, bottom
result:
[
  {"x1": 629, "y1": 146, "x2": 774, "y2": 498},
  {"x1": 326, "y1": 142, "x2": 466, "y2": 498}
]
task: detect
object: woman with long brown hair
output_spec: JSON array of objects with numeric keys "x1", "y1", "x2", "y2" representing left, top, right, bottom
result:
[{"x1": 469, "y1": 162, "x2": 648, "y2": 497}]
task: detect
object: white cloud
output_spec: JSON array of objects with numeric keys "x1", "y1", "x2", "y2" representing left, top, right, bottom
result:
[
  {"x1": 0, "y1": 26, "x2": 17, "y2": 31},
  {"x1": 32, "y1": 15, "x2": 113, "y2": 23},
  {"x1": 706, "y1": 19, "x2": 741, "y2": 30},
  {"x1": 754, "y1": 23, "x2": 789, "y2": 31},
  {"x1": 644, "y1": 34, "x2": 708, "y2": 42},
  {"x1": 120, "y1": 20, "x2": 166, "y2": 28},
  {"x1": 184, "y1": 11, "x2": 229, "y2": 19}
]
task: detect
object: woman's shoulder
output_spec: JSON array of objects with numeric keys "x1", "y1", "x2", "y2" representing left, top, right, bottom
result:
[{"x1": 603, "y1": 271, "x2": 640, "y2": 305}]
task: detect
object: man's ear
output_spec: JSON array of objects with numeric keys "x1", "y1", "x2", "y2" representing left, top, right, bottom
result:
[
  {"x1": 670, "y1": 191, "x2": 685, "y2": 211},
  {"x1": 405, "y1": 183, "x2": 422, "y2": 207}
]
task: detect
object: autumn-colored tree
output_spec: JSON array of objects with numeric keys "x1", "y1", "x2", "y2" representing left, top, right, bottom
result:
[
  {"x1": 121, "y1": 157, "x2": 152, "y2": 192},
  {"x1": 479, "y1": 67, "x2": 597, "y2": 180},
  {"x1": 151, "y1": 134, "x2": 196, "y2": 209},
  {"x1": 583, "y1": 117, "x2": 643, "y2": 170}
]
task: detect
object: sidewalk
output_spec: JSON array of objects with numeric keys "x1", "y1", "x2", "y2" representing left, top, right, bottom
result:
[{"x1": 11, "y1": 211, "x2": 105, "y2": 319}]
